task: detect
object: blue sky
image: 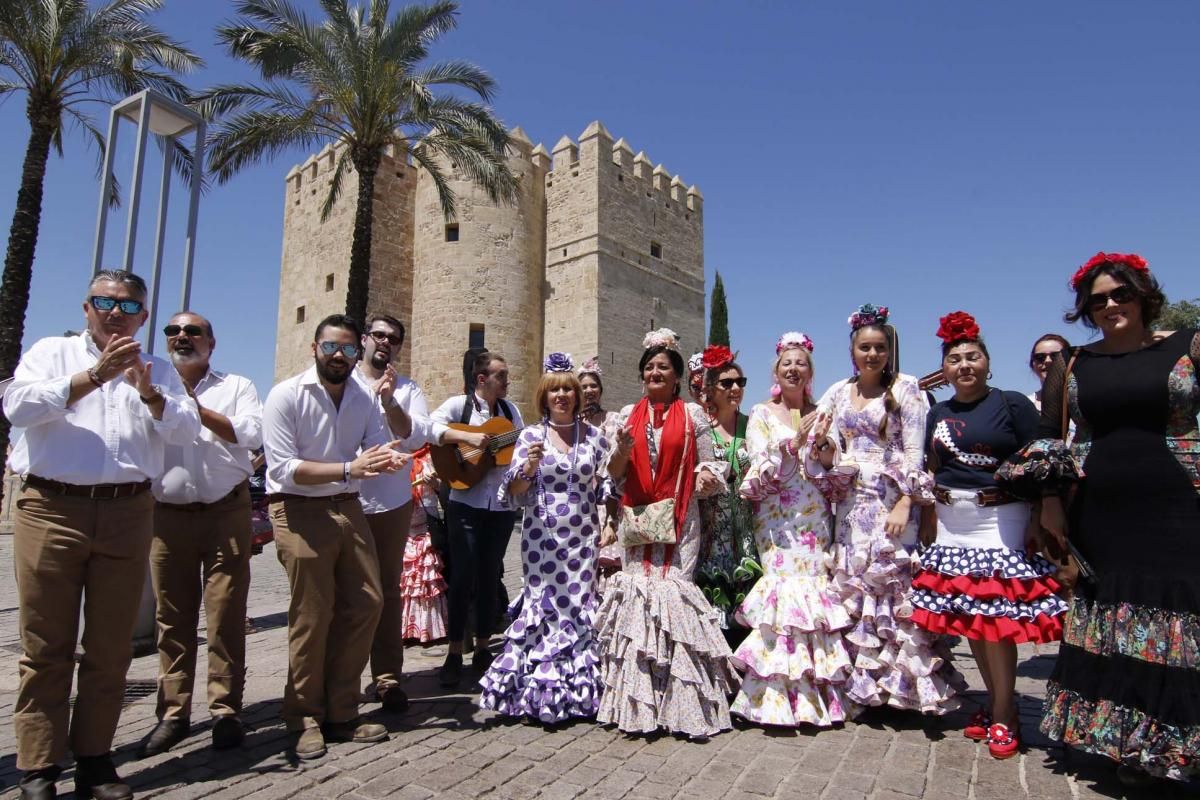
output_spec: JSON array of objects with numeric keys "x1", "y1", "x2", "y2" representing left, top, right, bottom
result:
[{"x1": 1, "y1": 1, "x2": 1197, "y2": 404}]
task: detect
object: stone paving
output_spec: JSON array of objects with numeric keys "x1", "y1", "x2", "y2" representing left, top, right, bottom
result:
[{"x1": 0, "y1": 533, "x2": 1191, "y2": 800}]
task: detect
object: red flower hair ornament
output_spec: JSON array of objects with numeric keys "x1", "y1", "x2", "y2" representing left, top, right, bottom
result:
[
  {"x1": 700, "y1": 344, "x2": 736, "y2": 371},
  {"x1": 936, "y1": 311, "x2": 981, "y2": 345},
  {"x1": 1070, "y1": 252, "x2": 1149, "y2": 290}
]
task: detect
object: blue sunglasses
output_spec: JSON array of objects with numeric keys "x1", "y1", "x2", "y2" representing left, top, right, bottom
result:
[
  {"x1": 318, "y1": 341, "x2": 360, "y2": 359},
  {"x1": 90, "y1": 295, "x2": 144, "y2": 315}
]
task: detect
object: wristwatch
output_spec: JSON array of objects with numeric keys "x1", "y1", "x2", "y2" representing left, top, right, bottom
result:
[{"x1": 139, "y1": 384, "x2": 165, "y2": 404}]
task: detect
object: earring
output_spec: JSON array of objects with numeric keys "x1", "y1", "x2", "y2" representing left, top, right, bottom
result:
[
  {"x1": 988, "y1": 371, "x2": 993, "y2": 379},
  {"x1": 770, "y1": 381, "x2": 782, "y2": 398}
]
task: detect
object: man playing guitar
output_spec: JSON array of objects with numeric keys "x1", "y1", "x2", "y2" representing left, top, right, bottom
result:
[{"x1": 428, "y1": 351, "x2": 524, "y2": 687}]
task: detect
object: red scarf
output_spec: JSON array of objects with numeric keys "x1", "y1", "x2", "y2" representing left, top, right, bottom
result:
[{"x1": 621, "y1": 396, "x2": 696, "y2": 542}]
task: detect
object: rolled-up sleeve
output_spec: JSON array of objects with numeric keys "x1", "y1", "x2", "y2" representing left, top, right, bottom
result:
[
  {"x1": 3, "y1": 340, "x2": 73, "y2": 428},
  {"x1": 428, "y1": 396, "x2": 461, "y2": 443},
  {"x1": 263, "y1": 383, "x2": 303, "y2": 488},
  {"x1": 229, "y1": 377, "x2": 264, "y2": 449},
  {"x1": 150, "y1": 363, "x2": 202, "y2": 445},
  {"x1": 401, "y1": 386, "x2": 433, "y2": 450}
]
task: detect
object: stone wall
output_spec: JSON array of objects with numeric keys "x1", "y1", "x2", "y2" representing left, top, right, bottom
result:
[{"x1": 274, "y1": 143, "x2": 415, "y2": 383}]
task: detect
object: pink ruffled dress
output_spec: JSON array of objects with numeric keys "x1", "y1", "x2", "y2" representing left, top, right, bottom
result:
[
  {"x1": 731, "y1": 403, "x2": 858, "y2": 727},
  {"x1": 400, "y1": 503, "x2": 448, "y2": 643},
  {"x1": 816, "y1": 375, "x2": 964, "y2": 713}
]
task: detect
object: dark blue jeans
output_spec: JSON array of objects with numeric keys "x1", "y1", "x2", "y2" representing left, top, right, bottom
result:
[{"x1": 445, "y1": 502, "x2": 515, "y2": 644}]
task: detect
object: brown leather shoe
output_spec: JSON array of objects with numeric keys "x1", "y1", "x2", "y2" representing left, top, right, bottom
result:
[
  {"x1": 137, "y1": 718, "x2": 189, "y2": 758},
  {"x1": 211, "y1": 716, "x2": 244, "y2": 750},
  {"x1": 323, "y1": 718, "x2": 388, "y2": 743},
  {"x1": 290, "y1": 727, "x2": 326, "y2": 760},
  {"x1": 73, "y1": 754, "x2": 131, "y2": 800}
]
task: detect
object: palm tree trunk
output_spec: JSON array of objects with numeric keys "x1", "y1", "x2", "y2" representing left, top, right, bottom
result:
[
  {"x1": 0, "y1": 114, "x2": 55, "y2": 504},
  {"x1": 345, "y1": 148, "x2": 382, "y2": 324}
]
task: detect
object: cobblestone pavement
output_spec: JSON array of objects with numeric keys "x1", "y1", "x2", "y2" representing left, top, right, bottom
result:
[{"x1": 0, "y1": 534, "x2": 1191, "y2": 800}]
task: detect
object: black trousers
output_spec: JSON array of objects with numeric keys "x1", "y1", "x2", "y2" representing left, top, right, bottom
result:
[{"x1": 445, "y1": 502, "x2": 515, "y2": 643}]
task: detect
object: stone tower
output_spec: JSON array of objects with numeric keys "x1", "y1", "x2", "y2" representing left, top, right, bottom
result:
[
  {"x1": 275, "y1": 142, "x2": 416, "y2": 382},
  {"x1": 274, "y1": 120, "x2": 704, "y2": 415},
  {"x1": 409, "y1": 127, "x2": 548, "y2": 411},
  {"x1": 543, "y1": 122, "x2": 705, "y2": 409}
]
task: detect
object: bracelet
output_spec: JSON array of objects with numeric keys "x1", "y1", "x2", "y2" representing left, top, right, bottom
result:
[
  {"x1": 343, "y1": 462, "x2": 351, "y2": 482},
  {"x1": 86, "y1": 367, "x2": 104, "y2": 388}
]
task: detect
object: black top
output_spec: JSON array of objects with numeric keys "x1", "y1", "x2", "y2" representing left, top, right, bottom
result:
[{"x1": 926, "y1": 389, "x2": 1039, "y2": 490}]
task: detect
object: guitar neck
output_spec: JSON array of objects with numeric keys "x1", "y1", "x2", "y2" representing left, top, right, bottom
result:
[{"x1": 487, "y1": 428, "x2": 522, "y2": 451}]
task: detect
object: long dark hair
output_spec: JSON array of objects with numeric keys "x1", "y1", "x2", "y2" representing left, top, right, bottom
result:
[
  {"x1": 851, "y1": 323, "x2": 899, "y2": 438},
  {"x1": 1066, "y1": 262, "x2": 1165, "y2": 330}
]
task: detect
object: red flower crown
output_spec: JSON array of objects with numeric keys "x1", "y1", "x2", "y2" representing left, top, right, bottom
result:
[
  {"x1": 936, "y1": 311, "x2": 981, "y2": 344},
  {"x1": 1071, "y1": 252, "x2": 1148, "y2": 290},
  {"x1": 700, "y1": 344, "x2": 736, "y2": 371}
]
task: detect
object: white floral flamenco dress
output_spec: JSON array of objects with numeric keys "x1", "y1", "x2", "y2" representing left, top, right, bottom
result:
[
  {"x1": 730, "y1": 403, "x2": 859, "y2": 727},
  {"x1": 816, "y1": 375, "x2": 964, "y2": 713}
]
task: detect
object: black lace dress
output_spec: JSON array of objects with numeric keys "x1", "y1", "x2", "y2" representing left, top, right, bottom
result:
[{"x1": 1033, "y1": 329, "x2": 1200, "y2": 781}]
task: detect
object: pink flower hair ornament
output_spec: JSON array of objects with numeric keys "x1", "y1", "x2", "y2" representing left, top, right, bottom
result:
[
  {"x1": 578, "y1": 356, "x2": 602, "y2": 377},
  {"x1": 848, "y1": 304, "x2": 889, "y2": 331},
  {"x1": 643, "y1": 328, "x2": 680, "y2": 352},
  {"x1": 776, "y1": 331, "x2": 814, "y2": 355}
]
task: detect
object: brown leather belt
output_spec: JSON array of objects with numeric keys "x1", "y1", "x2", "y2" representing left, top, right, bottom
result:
[
  {"x1": 24, "y1": 474, "x2": 150, "y2": 500},
  {"x1": 266, "y1": 491, "x2": 359, "y2": 504},
  {"x1": 933, "y1": 485, "x2": 1016, "y2": 508},
  {"x1": 157, "y1": 484, "x2": 245, "y2": 512}
]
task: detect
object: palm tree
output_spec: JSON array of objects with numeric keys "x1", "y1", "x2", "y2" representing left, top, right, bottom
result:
[
  {"x1": 0, "y1": 0, "x2": 201, "y2": 488},
  {"x1": 200, "y1": 0, "x2": 518, "y2": 324}
]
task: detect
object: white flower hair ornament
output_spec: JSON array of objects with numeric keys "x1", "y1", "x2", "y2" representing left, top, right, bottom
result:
[
  {"x1": 642, "y1": 328, "x2": 680, "y2": 351},
  {"x1": 687, "y1": 352, "x2": 704, "y2": 375},
  {"x1": 578, "y1": 356, "x2": 602, "y2": 376},
  {"x1": 776, "y1": 331, "x2": 815, "y2": 355}
]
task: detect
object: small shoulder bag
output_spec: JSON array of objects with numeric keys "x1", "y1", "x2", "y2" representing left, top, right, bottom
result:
[{"x1": 620, "y1": 412, "x2": 691, "y2": 548}]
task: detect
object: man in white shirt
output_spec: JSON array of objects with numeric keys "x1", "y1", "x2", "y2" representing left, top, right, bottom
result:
[
  {"x1": 137, "y1": 312, "x2": 263, "y2": 759},
  {"x1": 262, "y1": 314, "x2": 406, "y2": 761},
  {"x1": 428, "y1": 351, "x2": 523, "y2": 687},
  {"x1": 4, "y1": 270, "x2": 200, "y2": 800},
  {"x1": 353, "y1": 314, "x2": 432, "y2": 714}
]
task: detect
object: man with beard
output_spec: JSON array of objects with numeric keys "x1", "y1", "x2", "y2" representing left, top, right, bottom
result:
[
  {"x1": 4, "y1": 270, "x2": 200, "y2": 800},
  {"x1": 138, "y1": 312, "x2": 263, "y2": 758},
  {"x1": 352, "y1": 313, "x2": 430, "y2": 713},
  {"x1": 261, "y1": 314, "x2": 406, "y2": 760}
]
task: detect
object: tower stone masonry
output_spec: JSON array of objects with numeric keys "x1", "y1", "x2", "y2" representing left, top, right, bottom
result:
[{"x1": 274, "y1": 120, "x2": 705, "y2": 415}]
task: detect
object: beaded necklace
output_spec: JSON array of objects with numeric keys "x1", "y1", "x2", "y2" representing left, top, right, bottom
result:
[{"x1": 534, "y1": 417, "x2": 581, "y2": 513}]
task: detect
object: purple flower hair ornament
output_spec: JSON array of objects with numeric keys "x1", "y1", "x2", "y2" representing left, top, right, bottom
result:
[{"x1": 543, "y1": 352, "x2": 575, "y2": 373}]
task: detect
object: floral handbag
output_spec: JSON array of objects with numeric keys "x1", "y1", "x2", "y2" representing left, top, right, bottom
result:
[{"x1": 620, "y1": 414, "x2": 691, "y2": 548}]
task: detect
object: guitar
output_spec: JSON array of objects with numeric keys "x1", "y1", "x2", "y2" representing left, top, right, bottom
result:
[{"x1": 429, "y1": 417, "x2": 523, "y2": 490}]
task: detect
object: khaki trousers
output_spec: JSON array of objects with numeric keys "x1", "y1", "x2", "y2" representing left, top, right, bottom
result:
[
  {"x1": 271, "y1": 495, "x2": 382, "y2": 730},
  {"x1": 151, "y1": 484, "x2": 252, "y2": 721},
  {"x1": 12, "y1": 485, "x2": 154, "y2": 771},
  {"x1": 365, "y1": 502, "x2": 412, "y2": 691}
]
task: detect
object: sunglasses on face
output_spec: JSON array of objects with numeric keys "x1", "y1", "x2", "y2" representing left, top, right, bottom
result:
[
  {"x1": 715, "y1": 377, "x2": 748, "y2": 390},
  {"x1": 368, "y1": 330, "x2": 402, "y2": 346},
  {"x1": 1087, "y1": 285, "x2": 1136, "y2": 312},
  {"x1": 1031, "y1": 351, "x2": 1062, "y2": 364},
  {"x1": 90, "y1": 296, "x2": 144, "y2": 315},
  {"x1": 318, "y1": 341, "x2": 360, "y2": 358},
  {"x1": 164, "y1": 323, "x2": 205, "y2": 338}
]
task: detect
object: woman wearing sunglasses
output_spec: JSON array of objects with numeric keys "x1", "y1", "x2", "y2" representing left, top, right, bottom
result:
[
  {"x1": 695, "y1": 346, "x2": 759, "y2": 648},
  {"x1": 1002, "y1": 252, "x2": 1200, "y2": 786},
  {"x1": 730, "y1": 332, "x2": 858, "y2": 728},
  {"x1": 1026, "y1": 334, "x2": 1071, "y2": 413},
  {"x1": 912, "y1": 312, "x2": 1066, "y2": 760},
  {"x1": 813, "y1": 304, "x2": 963, "y2": 715}
]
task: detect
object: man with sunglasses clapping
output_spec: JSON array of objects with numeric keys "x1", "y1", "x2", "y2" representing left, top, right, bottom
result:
[
  {"x1": 261, "y1": 314, "x2": 408, "y2": 761},
  {"x1": 137, "y1": 312, "x2": 263, "y2": 760},
  {"x1": 4, "y1": 269, "x2": 200, "y2": 800}
]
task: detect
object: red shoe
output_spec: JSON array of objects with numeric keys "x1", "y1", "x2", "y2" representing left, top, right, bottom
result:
[
  {"x1": 964, "y1": 709, "x2": 991, "y2": 741},
  {"x1": 987, "y1": 723, "x2": 1019, "y2": 759}
]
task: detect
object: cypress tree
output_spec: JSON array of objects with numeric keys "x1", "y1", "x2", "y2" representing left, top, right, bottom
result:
[{"x1": 708, "y1": 271, "x2": 731, "y2": 346}]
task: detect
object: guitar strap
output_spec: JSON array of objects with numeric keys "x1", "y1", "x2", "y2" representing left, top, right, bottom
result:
[{"x1": 460, "y1": 394, "x2": 515, "y2": 424}]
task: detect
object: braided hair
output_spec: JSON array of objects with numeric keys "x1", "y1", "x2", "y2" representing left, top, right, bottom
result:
[{"x1": 850, "y1": 323, "x2": 900, "y2": 439}]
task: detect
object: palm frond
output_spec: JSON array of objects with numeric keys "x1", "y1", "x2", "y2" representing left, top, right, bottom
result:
[
  {"x1": 409, "y1": 142, "x2": 456, "y2": 219},
  {"x1": 319, "y1": 146, "x2": 352, "y2": 222},
  {"x1": 206, "y1": 109, "x2": 324, "y2": 183},
  {"x1": 63, "y1": 103, "x2": 121, "y2": 207},
  {"x1": 410, "y1": 60, "x2": 495, "y2": 101},
  {"x1": 422, "y1": 130, "x2": 516, "y2": 205}
]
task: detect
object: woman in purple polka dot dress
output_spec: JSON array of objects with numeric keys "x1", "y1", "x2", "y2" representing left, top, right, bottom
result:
[{"x1": 480, "y1": 355, "x2": 609, "y2": 723}]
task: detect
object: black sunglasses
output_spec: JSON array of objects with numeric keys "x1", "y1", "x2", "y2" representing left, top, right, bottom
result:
[
  {"x1": 1030, "y1": 351, "x2": 1062, "y2": 364},
  {"x1": 164, "y1": 323, "x2": 205, "y2": 338},
  {"x1": 368, "y1": 330, "x2": 402, "y2": 346},
  {"x1": 318, "y1": 341, "x2": 361, "y2": 358},
  {"x1": 90, "y1": 295, "x2": 143, "y2": 315},
  {"x1": 1087, "y1": 285, "x2": 1136, "y2": 312},
  {"x1": 715, "y1": 377, "x2": 748, "y2": 390}
]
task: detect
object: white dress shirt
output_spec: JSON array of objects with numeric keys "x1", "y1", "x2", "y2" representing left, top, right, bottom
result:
[
  {"x1": 429, "y1": 393, "x2": 524, "y2": 510},
  {"x1": 262, "y1": 365, "x2": 392, "y2": 497},
  {"x1": 4, "y1": 333, "x2": 201, "y2": 484},
  {"x1": 353, "y1": 367, "x2": 434, "y2": 514},
  {"x1": 154, "y1": 368, "x2": 264, "y2": 505}
]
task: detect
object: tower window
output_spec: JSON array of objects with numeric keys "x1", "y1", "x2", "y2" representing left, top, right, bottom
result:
[
  {"x1": 324, "y1": 274, "x2": 334, "y2": 292},
  {"x1": 468, "y1": 323, "x2": 485, "y2": 349},
  {"x1": 445, "y1": 223, "x2": 460, "y2": 242},
  {"x1": 295, "y1": 306, "x2": 306, "y2": 324},
  {"x1": 650, "y1": 242, "x2": 663, "y2": 259}
]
